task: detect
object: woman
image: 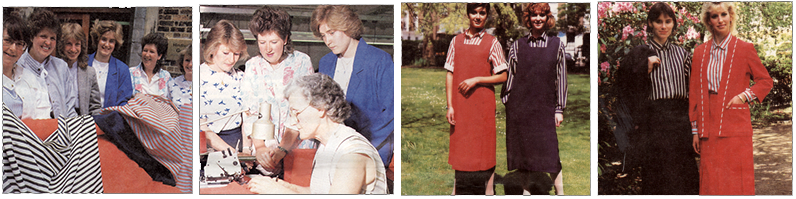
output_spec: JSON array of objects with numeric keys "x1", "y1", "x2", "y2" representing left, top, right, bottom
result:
[
  {"x1": 501, "y1": 3, "x2": 567, "y2": 195},
  {"x1": 169, "y1": 44, "x2": 192, "y2": 108},
  {"x1": 247, "y1": 73, "x2": 387, "y2": 194},
  {"x1": 199, "y1": 20, "x2": 249, "y2": 152},
  {"x1": 88, "y1": 20, "x2": 133, "y2": 108},
  {"x1": 57, "y1": 23, "x2": 102, "y2": 115},
  {"x1": 690, "y1": 2, "x2": 772, "y2": 195},
  {"x1": 130, "y1": 33, "x2": 170, "y2": 98},
  {"x1": 614, "y1": 2, "x2": 699, "y2": 195},
  {"x1": 442, "y1": 3, "x2": 507, "y2": 195},
  {"x1": 2, "y1": 13, "x2": 27, "y2": 116},
  {"x1": 241, "y1": 5, "x2": 316, "y2": 172}
]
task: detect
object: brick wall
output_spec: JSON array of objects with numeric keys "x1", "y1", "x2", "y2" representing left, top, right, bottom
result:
[{"x1": 156, "y1": 7, "x2": 192, "y2": 77}]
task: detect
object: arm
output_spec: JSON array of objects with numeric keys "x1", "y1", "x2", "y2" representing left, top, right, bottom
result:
[
  {"x1": 254, "y1": 128, "x2": 299, "y2": 169},
  {"x1": 458, "y1": 38, "x2": 509, "y2": 94},
  {"x1": 555, "y1": 41, "x2": 568, "y2": 127},
  {"x1": 117, "y1": 62, "x2": 134, "y2": 106},
  {"x1": 248, "y1": 176, "x2": 311, "y2": 194},
  {"x1": 200, "y1": 118, "x2": 235, "y2": 151},
  {"x1": 328, "y1": 153, "x2": 372, "y2": 194},
  {"x1": 446, "y1": 71, "x2": 455, "y2": 125}
]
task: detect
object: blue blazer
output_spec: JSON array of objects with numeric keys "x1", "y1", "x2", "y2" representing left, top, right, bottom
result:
[
  {"x1": 88, "y1": 53, "x2": 133, "y2": 108},
  {"x1": 318, "y1": 38, "x2": 394, "y2": 165}
]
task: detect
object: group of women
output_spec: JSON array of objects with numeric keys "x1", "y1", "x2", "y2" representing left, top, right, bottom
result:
[
  {"x1": 616, "y1": 2, "x2": 772, "y2": 195},
  {"x1": 444, "y1": 3, "x2": 567, "y2": 195},
  {"x1": 2, "y1": 8, "x2": 193, "y2": 121},
  {"x1": 199, "y1": 5, "x2": 391, "y2": 194}
]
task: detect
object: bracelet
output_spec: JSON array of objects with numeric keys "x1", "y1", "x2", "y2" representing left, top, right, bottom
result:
[{"x1": 277, "y1": 146, "x2": 289, "y2": 155}]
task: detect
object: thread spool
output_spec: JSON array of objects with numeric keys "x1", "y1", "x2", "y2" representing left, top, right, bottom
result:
[{"x1": 251, "y1": 102, "x2": 275, "y2": 140}]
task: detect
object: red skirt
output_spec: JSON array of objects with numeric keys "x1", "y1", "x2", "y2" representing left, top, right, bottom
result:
[{"x1": 699, "y1": 92, "x2": 755, "y2": 195}]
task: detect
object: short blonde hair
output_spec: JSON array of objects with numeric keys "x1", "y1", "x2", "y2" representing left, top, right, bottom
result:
[
  {"x1": 311, "y1": 5, "x2": 363, "y2": 40},
  {"x1": 202, "y1": 20, "x2": 249, "y2": 65},
  {"x1": 701, "y1": 2, "x2": 738, "y2": 37},
  {"x1": 90, "y1": 20, "x2": 124, "y2": 51}
]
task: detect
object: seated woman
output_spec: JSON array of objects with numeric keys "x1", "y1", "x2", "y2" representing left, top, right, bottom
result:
[
  {"x1": 89, "y1": 20, "x2": 133, "y2": 108},
  {"x1": 57, "y1": 23, "x2": 102, "y2": 115},
  {"x1": 247, "y1": 73, "x2": 387, "y2": 194},
  {"x1": 131, "y1": 33, "x2": 170, "y2": 98},
  {"x1": 199, "y1": 20, "x2": 249, "y2": 152},
  {"x1": 169, "y1": 44, "x2": 192, "y2": 108}
]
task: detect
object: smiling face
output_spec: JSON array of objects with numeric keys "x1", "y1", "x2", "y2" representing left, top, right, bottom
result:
[
  {"x1": 62, "y1": 37, "x2": 81, "y2": 64},
  {"x1": 209, "y1": 44, "x2": 241, "y2": 73},
  {"x1": 529, "y1": 10, "x2": 547, "y2": 31},
  {"x1": 97, "y1": 31, "x2": 117, "y2": 60},
  {"x1": 468, "y1": 6, "x2": 488, "y2": 30},
  {"x1": 649, "y1": 14, "x2": 674, "y2": 44},
  {"x1": 318, "y1": 23, "x2": 355, "y2": 57},
  {"x1": 256, "y1": 31, "x2": 285, "y2": 65},
  {"x1": 141, "y1": 43, "x2": 161, "y2": 71},
  {"x1": 29, "y1": 28, "x2": 57, "y2": 62},
  {"x1": 708, "y1": 6, "x2": 731, "y2": 40},
  {"x1": 3, "y1": 29, "x2": 27, "y2": 68},
  {"x1": 182, "y1": 54, "x2": 193, "y2": 78}
]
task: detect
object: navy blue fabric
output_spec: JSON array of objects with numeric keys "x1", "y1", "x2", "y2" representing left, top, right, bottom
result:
[{"x1": 93, "y1": 111, "x2": 175, "y2": 186}]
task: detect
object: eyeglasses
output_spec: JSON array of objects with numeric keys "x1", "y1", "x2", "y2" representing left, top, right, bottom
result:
[
  {"x1": 289, "y1": 105, "x2": 312, "y2": 117},
  {"x1": 3, "y1": 39, "x2": 27, "y2": 48}
]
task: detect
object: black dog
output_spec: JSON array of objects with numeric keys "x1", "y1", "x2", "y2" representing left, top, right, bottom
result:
[{"x1": 496, "y1": 170, "x2": 553, "y2": 195}]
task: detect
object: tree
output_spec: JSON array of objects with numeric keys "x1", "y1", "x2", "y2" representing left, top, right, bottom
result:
[{"x1": 556, "y1": 3, "x2": 590, "y2": 35}]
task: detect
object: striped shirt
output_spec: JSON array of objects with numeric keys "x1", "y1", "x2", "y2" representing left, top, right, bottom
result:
[
  {"x1": 707, "y1": 35, "x2": 756, "y2": 101},
  {"x1": 647, "y1": 39, "x2": 692, "y2": 100},
  {"x1": 443, "y1": 29, "x2": 508, "y2": 74},
  {"x1": 503, "y1": 34, "x2": 568, "y2": 113}
]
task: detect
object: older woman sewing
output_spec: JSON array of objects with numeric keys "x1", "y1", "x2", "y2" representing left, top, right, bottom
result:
[{"x1": 247, "y1": 73, "x2": 387, "y2": 194}]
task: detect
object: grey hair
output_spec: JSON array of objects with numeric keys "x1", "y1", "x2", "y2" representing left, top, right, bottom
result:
[{"x1": 284, "y1": 73, "x2": 350, "y2": 123}]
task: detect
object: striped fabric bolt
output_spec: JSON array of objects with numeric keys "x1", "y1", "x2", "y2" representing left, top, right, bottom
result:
[
  {"x1": 647, "y1": 39, "x2": 692, "y2": 100},
  {"x1": 100, "y1": 95, "x2": 192, "y2": 193},
  {"x1": 502, "y1": 34, "x2": 568, "y2": 114},
  {"x1": 2, "y1": 105, "x2": 103, "y2": 193}
]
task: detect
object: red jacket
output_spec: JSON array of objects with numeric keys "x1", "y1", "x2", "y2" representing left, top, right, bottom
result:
[{"x1": 689, "y1": 36, "x2": 773, "y2": 138}]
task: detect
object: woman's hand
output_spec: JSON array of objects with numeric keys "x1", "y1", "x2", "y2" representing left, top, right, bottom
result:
[
  {"x1": 247, "y1": 176, "x2": 281, "y2": 194},
  {"x1": 725, "y1": 94, "x2": 746, "y2": 108},
  {"x1": 458, "y1": 77, "x2": 481, "y2": 95},
  {"x1": 255, "y1": 146, "x2": 286, "y2": 169},
  {"x1": 555, "y1": 113, "x2": 563, "y2": 127},
  {"x1": 446, "y1": 107, "x2": 456, "y2": 125},
  {"x1": 647, "y1": 56, "x2": 661, "y2": 73},
  {"x1": 692, "y1": 134, "x2": 700, "y2": 154}
]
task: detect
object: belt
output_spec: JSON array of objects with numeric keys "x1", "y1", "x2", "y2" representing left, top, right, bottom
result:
[{"x1": 708, "y1": 90, "x2": 719, "y2": 95}]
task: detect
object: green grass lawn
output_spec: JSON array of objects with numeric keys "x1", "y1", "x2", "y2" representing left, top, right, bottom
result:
[{"x1": 401, "y1": 67, "x2": 590, "y2": 195}]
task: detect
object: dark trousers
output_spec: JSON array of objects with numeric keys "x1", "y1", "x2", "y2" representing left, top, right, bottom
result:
[{"x1": 455, "y1": 166, "x2": 495, "y2": 195}]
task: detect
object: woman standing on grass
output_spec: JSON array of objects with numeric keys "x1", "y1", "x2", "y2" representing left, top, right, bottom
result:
[
  {"x1": 501, "y1": 3, "x2": 566, "y2": 195},
  {"x1": 444, "y1": 3, "x2": 507, "y2": 195},
  {"x1": 690, "y1": 2, "x2": 772, "y2": 195}
]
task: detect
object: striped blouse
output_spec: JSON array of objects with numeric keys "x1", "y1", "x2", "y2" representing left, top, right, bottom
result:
[
  {"x1": 443, "y1": 29, "x2": 508, "y2": 74},
  {"x1": 707, "y1": 35, "x2": 756, "y2": 101},
  {"x1": 502, "y1": 34, "x2": 567, "y2": 113},
  {"x1": 647, "y1": 39, "x2": 692, "y2": 100}
]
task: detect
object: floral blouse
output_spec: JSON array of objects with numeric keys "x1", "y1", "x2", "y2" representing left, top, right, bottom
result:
[
  {"x1": 200, "y1": 63, "x2": 245, "y2": 133},
  {"x1": 169, "y1": 75, "x2": 192, "y2": 108},
  {"x1": 242, "y1": 51, "x2": 316, "y2": 149},
  {"x1": 130, "y1": 64, "x2": 171, "y2": 98}
]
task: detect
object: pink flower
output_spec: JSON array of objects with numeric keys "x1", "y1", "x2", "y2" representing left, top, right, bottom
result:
[
  {"x1": 621, "y1": 25, "x2": 634, "y2": 41},
  {"x1": 636, "y1": 25, "x2": 648, "y2": 41},
  {"x1": 679, "y1": 35, "x2": 685, "y2": 43},
  {"x1": 600, "y1": 44, "x2": 606, "y2": 53},
  {"x1": 600, "y1": 62, "x2": 610, "y2": 73},
  {"x1": 598, "y1": 2, "x2": 611, "y2": 19},
  {"x1": 612, "y1": 2, "x2": 637, "y2": 14},
  {"x1": 686, "y1": 26, "x2": 700, "y2": 40}
]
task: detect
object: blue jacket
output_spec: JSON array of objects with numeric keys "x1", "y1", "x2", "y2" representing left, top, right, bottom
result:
[
  {"x1": 88, "y1": 53, "x2": 133, "y2": 108},
  {"x1": 319, "y1": 38, "x2": 394, "y2": 165}
]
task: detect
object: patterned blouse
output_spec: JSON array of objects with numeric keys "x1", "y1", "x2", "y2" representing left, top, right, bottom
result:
[
  {"x1": 199, "y1": 63, "x2": 245, "y2": 133},
  {"x1": 242, "y1": 51, "x2": 316, "y2": 149},
  {"x1": 130, "y1": 64, "x2": 171, "y2": 98},
  {"x1": 169, "y1": 75, "x2": 192, "y2": 108}
]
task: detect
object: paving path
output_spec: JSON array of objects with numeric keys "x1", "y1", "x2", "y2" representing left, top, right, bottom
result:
[{"x1": 753, "y1": 121, "x2": 793, "y2": 195}]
